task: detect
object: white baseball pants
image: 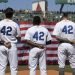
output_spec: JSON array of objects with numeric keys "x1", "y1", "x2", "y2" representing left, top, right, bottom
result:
[
  {"x1": 29, "y1": 47, "x2": 47, "y2": 75},
  {"x1": 58, "y1": 43, "x2": 75, "y2": 68},
  {"x1": 0, "y1": 43, "x2": 18, "y2": 75}
]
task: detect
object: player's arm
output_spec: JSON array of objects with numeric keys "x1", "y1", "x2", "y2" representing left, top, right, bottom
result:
[
  {"x1": 46, "y1": 30, "x2": 52, "y2": 45},
  {"x1": 52, "y1": 23, "x2": 73, "y2": 44},
  {"x1": 24, "y1": 29, "x2": 45, "y2": 49},
  {"x1": 4, "y1": 42, "x2": 11, "y2": 49},
  {"x1": 0, "y1": 38, "x2": 11, "y2": 49},
  {"x1": 54, "y1": 36, "x2": 73, "y2": 44},
  {"x1": 25, "y1": 40, "x2": 45, "y2": 49},
  {"x1": 16, "y1": 24, "x2": 21, "y2": 42},
  {"x1": 70, "y1": 40, "x2": 75, "y2": 44},
  {"x1": 0, "y1": 33, "x2": 11, "y2": 48},
  {"x1": 71, "y1": 29, "x2": 75, "y2": 44}
]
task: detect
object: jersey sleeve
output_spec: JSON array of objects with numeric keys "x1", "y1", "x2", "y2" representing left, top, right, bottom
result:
[
  {"x1": 24, "y1": 29, "x2": 31, "y2": 40},
  {"x1": 74, "y1": 24, "x2": 75, "y2": 38},
  {"x1": 16, "y1": 24, "x2": 21, "y2": 37},
  {"x1": 52, "y1": 23, "x2": 61, "y2": 36},
  {"x1": 46, "y1": 30, "x2": 52, "y2": 42}
]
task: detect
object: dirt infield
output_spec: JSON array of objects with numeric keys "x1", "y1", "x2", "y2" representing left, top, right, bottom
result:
[
  {"x1": 6, "y1": 65, "x2": 72, "y2": 75},
  {"x1": 6, "y1": 70, "x2": 72, "y2": 75}
]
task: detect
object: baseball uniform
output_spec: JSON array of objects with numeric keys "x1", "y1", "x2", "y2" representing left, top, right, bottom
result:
[
  {"x1": 0, "y1": 19, "x2": 21, "y2": 75},
  {"x1": 24, "y1": 25, "x2": 52, "y2": 75},
  {"x1": 53, "y1": 19, "x2": 75, "y2": 68}
]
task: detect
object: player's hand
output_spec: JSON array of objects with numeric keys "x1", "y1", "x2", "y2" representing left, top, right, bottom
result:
[
  {"x1": 4, "y1": 42, "x2": 11, "y2": 49},
  {"x1": 70, "y1": 40, "x2": 75, "y2": 44}
]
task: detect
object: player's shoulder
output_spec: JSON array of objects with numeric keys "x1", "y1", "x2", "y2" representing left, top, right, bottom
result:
[
  {"x1": 0, "y1": 19, "x2": 6, "y2": 25},
  {"x1": 66, "y1": 20, "x2": 75, "y2": 27},
  {"x1": 40, "y1": 25, "x2": 48, "y2": 30},
  {"x1": 0, "y1": 19, "x2": 5, "y2": 23},
  {"x1": 10, "y1": 20, "x2": 19, "y2": 28},
  {"x1": 68, "y1": 20, "x2": 75, "y2": 24},
  {"x1": 26, "y1": 26, "x2": 34, "y2": 32},
  {"x1": 27, "y1": 25, "x2": 48, "y2": 32},
  {"x1": 56, "y1": 20, "x2": 63, "y2": 25},
  {"x1": 10, "y1": 20, "x2": 18, "y2": 25},
  {"x1": 27, "y1": 26, "x2": 39, "y2": 32},
  {"x1": 0, "y1": 19, "x2": 17, "y2": 24},
  {"x1": 39, "y1": 25, "x2": 49, "y2": 33},
  {"x1": 54, "y1": 21, "x2": 61, "y2": 28},
  {"x1": 0, "y1": 19, "x2": 19, "y2": 29}
]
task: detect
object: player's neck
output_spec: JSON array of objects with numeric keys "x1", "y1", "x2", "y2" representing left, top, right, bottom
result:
[
  {"x1": 63, "y1": 17, "x2": 68, "y2": 20},
  {"x1": 5, "y1": 18, "x2": 12, "y2": 21},
  {"x1": 5, "y1": 17, "x2": 12, "y2": 20},
  {"x1": 34, "y1": 24, "x2": 40, "y2": 26}
]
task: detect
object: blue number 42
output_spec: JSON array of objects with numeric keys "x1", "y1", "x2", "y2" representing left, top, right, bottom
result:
[
  {"x1": 33, "y1": 32, "x2": 44, "y2": 40},
  {"x1": 62, "y1": 25, "x2": 73, "y2": 34},
  {"x1": 1, "y1": 26, "x2": 12, "y2": 36}
]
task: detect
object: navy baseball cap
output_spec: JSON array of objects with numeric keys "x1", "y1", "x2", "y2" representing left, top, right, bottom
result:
[{"x1": 4, "y1": 7, "x2": 14, "y2": 14}]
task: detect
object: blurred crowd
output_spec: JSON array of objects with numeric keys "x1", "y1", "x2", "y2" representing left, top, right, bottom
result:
[{"x1": 0, "y1": 9, "x2": 75, "y2": 22}]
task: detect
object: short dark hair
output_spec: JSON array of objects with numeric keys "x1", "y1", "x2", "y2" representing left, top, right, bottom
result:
[
  {"x1": 33, "y1": 16, "x2": 41, "y2": 25},
  {"x1": 4, "y1": 7, "x2": 14, "y2": 18},
  {"x1": 62, "y1": 12, "x2": 68, "y2": 17}
]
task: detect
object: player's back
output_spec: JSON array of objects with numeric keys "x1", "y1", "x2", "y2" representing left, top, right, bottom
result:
[
  {"x1": 0, "y1": 19, "x2": 19, "y2": 43},
  {"x1": 56, "y1": 19, "x2": 75, "y2": 41},
  {"x1": 27, "y1": 25, "x2": 49, "y2": 45}
]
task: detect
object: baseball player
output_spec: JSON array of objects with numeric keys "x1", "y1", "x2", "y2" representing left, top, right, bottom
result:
[
  {"x1": 24, "y1": 16, "x2": 52, "y2": 75},
  {"x1": 53, "y1": 12, "x2": 75, "y2": 75},
  {"x1": 0, "y1": 8, "x2": 21, "y2": 75}
]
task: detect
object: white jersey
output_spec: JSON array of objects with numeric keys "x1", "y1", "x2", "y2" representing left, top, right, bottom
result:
[
  {"x1": 24, "y1": 25, "x2": 52, "y2": 45},
  {"x1": 0, "y1": 19, "x2": 21, "y2": 43},
  {"x1": 53, "y1": 20, "x2": 75, "y2": 41}
]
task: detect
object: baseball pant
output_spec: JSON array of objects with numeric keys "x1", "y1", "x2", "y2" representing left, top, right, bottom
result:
[
  {"x1": 29, "y1": 47, "x2": 47, "y2": 75},
  {"x1": 58, "y1": 43, "x2": 75, "y2": 68},
  {"x1": 0, "y1": 43, "x2": 18, "y2": 75}
]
